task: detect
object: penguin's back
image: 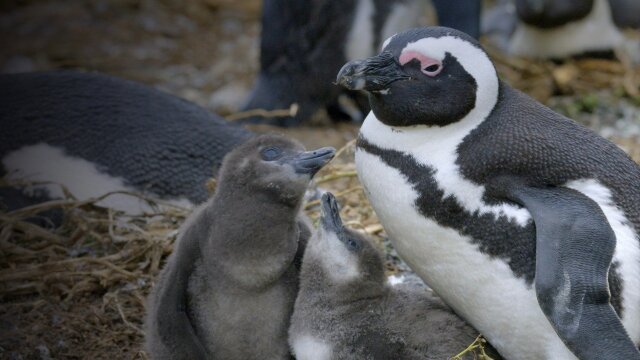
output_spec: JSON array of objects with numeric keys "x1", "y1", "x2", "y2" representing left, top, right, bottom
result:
[
  {"x1": 458, "y1": 83, "x2": 640, "y2": 232},
  {"x1": 0, "y1": 71, "x2": 252, "y2": 204}
]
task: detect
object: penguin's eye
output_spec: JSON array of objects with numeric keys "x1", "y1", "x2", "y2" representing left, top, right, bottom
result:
[
  {"x1": 422, "y1": 63, "x2": 442, "y2": 77},
  {"x1": 261, "y1": 147, "x2": 283, "y2": 161},
  {"x1": 346, "y1": 238, "x2": 360, "y2": 251}
]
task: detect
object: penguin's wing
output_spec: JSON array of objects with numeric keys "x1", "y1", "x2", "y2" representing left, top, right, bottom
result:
[
  {"x1": 487, "y1": 176, "x2": 640, "y2": 360},
  {"x1": 153, "y1": 235, "x2": 208, "y2": 359}
]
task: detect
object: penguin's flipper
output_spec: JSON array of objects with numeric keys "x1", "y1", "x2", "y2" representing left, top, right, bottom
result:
[
  {"x1": 153, "y1": 234, "x2": 208, "y2": 359},
  {"x1": 154, "y1": 266, "x2": 207, "y2": 359},
  {"x1": 486, "y1": 176, "x2": 640, "y2": 360}
]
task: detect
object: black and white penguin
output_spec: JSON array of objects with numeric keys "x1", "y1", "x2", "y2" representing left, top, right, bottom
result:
[
  {"x1": 509, "y1": 0, "x2": 640, "y2": 58},
  {"x1": 145, "y1": 134, "x2": 334, "y2": 359},
  {"x1": 242, "y1": 0, "x2": 481, "y2": 126},
  {"x1": 0, "y1": 71, "x2": 252, "y2": 215},
  {"x1": 290, "y1": 192, "x2": 479, "y2": 360},
  {"x1": 337, "y1": 27, "x2": 640, "y2": 359}
]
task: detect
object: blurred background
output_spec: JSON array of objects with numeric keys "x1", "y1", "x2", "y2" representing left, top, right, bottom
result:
[
  {"x1": 2, "y1": 0, "x2": 638, "y2": 148},
  {"x1": 0, "y1": 0, "x2": 638, "y2": 358}
]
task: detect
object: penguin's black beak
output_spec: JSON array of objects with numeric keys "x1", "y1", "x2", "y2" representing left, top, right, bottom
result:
[
  {"x1": 320, "y1": 192, "x2": 343, "y2": 232},
  {"x1": 336, "y1": 51, "x2": 410, "y2": 92},
  {"x1": 292, "y1": 147, "x2": 335, "y2": 176}
]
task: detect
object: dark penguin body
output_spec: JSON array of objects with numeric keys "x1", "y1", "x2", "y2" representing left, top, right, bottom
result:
[
  {"x1": 0, "y1": 71, "x2": 251, "y2": 214},
  {"x1": 144, "y1": 134, "x2": 335, "y2": 359},
  {"x1": 337, "y1": 27, "x2": 640, "y2": 359},
  {"x1": 289, "y1": 193, "x2": 479, "y2": 360},
  {"x1": 608, "y1": 0, "x2": 640, "y2": 28},
  {"x1": 242, "y1": 0, "x2": 480, "y2": 126},
  {"x1": 509, "y1": 0, "x2": 639, "y2": 58}
]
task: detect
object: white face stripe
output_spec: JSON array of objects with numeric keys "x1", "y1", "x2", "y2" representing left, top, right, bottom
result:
[
  {"x1": 400, "y1": 36, "x2": 499, "y2": 125},
  {"x1": 381, "y1": 35, "x2": 395, "y2": 51}
]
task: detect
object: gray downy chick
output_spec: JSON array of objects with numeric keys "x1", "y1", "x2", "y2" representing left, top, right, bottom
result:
[
  {"x1": 145, "y1": 134, "x2": 335, "y2": 359},
  {"x1": 289, "y1": 192, "x2": 478, "y2": 360}
]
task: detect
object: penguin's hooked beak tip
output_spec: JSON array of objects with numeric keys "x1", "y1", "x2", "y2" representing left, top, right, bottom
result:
[
  {"x1": 336, "y1": 51, "x2": 410, "y2": 92},
  {"x1": 336, "y1": 60, "x2": 368, "y2": 91},
  {"x1": 320, "y1": 192, "x2": 343, "y2": 231}
]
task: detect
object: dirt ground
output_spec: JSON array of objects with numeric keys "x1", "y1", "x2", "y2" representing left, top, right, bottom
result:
[{"x1": 1, "y1": 1, "x2": 639, "y2": 359}]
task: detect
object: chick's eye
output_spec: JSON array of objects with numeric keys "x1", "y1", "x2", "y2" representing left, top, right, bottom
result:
[
  {"x1": 347, "y1": 238, "x2": 359, "y2": 251},
  {"x1": 261, "y1": 147, "x2": 282, "y2": 161}
]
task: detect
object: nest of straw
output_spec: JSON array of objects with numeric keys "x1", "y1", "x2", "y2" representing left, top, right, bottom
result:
[
  {"x1": 1, "y1": 140, "x2": 502, "y2": 359},
  {"x1": 2, "y1": 127, "x2": 639, "y2": 359}
]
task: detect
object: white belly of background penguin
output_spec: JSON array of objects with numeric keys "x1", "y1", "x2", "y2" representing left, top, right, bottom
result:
[
  {"x1": 509, "y1": 0, "x2": 624, "y2": 58},
  {"x1": 0, "y1": 71, "x2": 251, "y2": 216},
  {"x1": 338, "y1": 27, "x2": 640, "y2": 360}
]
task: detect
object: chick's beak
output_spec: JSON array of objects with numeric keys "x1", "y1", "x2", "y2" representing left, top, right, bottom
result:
[
  {"x1": 292, "y1": 147, "x2": 335, "y2": 176},
  {"x1": 320, "y1": 192, "x2": 343, "y2": 232}
]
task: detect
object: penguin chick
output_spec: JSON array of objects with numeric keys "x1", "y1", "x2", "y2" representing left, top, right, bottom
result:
[
  {"x1": 289, "y1": 192, "x2": 478, "y2": 360},
  {"x1": 145, "y1": 134, "x2": 335, "y2": 360}
]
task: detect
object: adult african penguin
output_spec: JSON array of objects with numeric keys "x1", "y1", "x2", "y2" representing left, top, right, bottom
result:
[
  {"x1": 337, "y1": 26, "x2": 640, "y2": 360},
  {"x1": 242, "y1": 0, "x2": 480, "y2": 126},
  {"x1": 0, "y1": 71, "x2": 252, "y2": 216},
  {"x1": 509, "y1": 0, "x2": 640, "y2": 58}
]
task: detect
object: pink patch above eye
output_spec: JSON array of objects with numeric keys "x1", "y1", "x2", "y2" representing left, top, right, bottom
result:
[{"x1": 399, "y1": 50, "x2": 442, "y2": 76}]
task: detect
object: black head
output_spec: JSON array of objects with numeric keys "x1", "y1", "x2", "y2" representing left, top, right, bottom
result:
[
  {"x1": 217, "y1": 134, "x2": 335, "y2": 206},
  {"x1": 312, "y1": 192, "x2": 385, "y2": 285},
  {"x1": 336, "y1": 27, "x2": 500, "y2": 127},
  {"x1": 515, "y1": 0, "x2": 593, "y2": 28}
]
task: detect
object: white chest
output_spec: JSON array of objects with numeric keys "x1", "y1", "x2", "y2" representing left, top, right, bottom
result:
[{"x1": 355, "y1": 148, "x2": 576, "y2": 360}]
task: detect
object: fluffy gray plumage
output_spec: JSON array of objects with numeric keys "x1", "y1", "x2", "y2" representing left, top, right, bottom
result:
[
  {"x1": 145, "y1": 134, "x2": 334, "y2": 359},
  {"x1": 290, "y1": 193, "x2": 478, "y2": 360}
]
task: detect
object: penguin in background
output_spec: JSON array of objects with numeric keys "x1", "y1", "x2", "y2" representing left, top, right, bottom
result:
[
  {"x1": 0, "y1": 71, "x2": 252, "y2": 217},
  {"x1": 290, "y1": 192, "x2": 480, "y2": 360},
  {"x1": 145, "y1": 134, "x2": 335, "y2": 359},
  {"x1": 242, "y1": 0, "x2": 481, "y2": 126},
  {"x1": 509, "y1": 0, "x2": 640, "y2": 59},
  {"x1": 337, "y1": 26, "x2": 640, "y2": 360}
]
